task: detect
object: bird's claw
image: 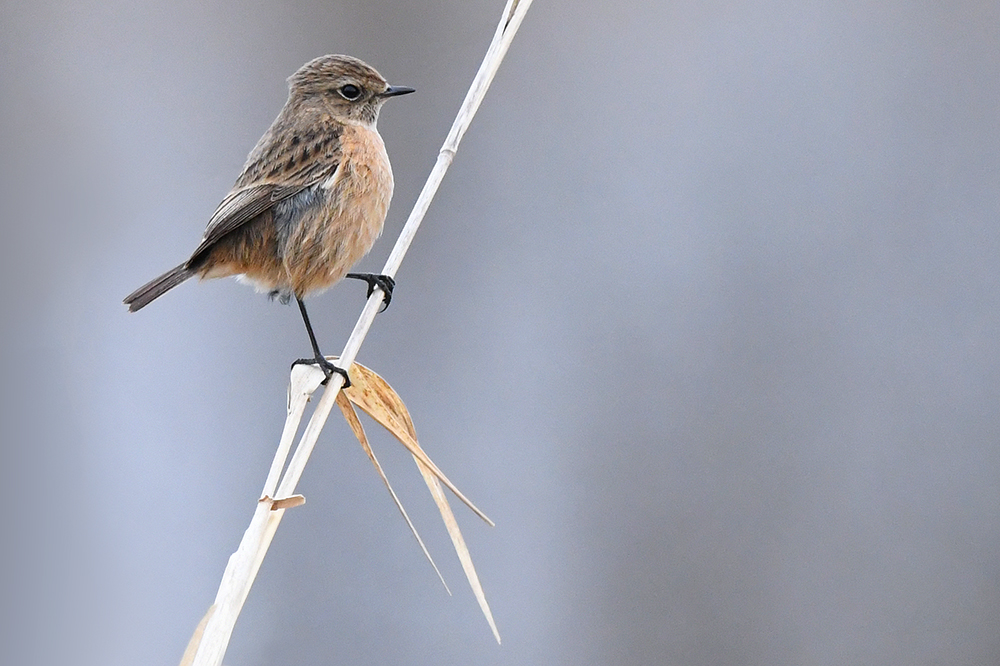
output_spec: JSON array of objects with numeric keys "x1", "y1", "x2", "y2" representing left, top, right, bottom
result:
[
  {"x1": 292, "y1": 357, "x2": 351, "y2": 388},
  {"x1": 345, "y1": 273, "x2": 395, "y2": 311}
]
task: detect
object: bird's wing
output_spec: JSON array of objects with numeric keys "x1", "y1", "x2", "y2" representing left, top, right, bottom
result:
[
  {"x1": 190, "y1": 117, "x2": 345, "y2": 259},
  {"x1": 195, "y1": 181, "x2": 313, "y2": 250}
]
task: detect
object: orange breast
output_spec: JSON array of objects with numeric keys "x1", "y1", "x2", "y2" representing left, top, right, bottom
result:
[{"x1": 283, "y1": 122, "x2": 394, "y2": 297}]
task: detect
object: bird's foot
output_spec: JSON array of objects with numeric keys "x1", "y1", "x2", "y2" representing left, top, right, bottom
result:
[
  {"x1": 345, "y1": 273, "x2": 395, "y2": 311},
  {"x1": 292, "y1": 356, "x2": 351, "y2": 388}
]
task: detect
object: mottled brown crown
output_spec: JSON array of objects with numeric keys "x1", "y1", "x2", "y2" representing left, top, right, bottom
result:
[{"x1": 287, "y1": 55, "x2": 398, "y2": 125}]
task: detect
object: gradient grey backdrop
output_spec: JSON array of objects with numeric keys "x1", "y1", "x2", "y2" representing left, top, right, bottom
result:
[{"x1": 2, "y1": 1, "x2": 999, "y2": 664}]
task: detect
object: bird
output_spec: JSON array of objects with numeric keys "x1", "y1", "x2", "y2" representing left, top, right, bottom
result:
[{"x1": 123, "y1": 54, "x2": 414, "y2": 386}]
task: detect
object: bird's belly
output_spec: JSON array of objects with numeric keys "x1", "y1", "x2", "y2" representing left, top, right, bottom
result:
[{"x1": 283, "y1": 124, "x2": 394, "y2": 297}]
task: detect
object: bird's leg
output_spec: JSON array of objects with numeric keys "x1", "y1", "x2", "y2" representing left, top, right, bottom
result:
[
  {"x1": 291, "y1": 298, "x2": 350, "y2": 388},
  {"x1": 345, "y1": 273, "x2": 395, "y2": 312}
]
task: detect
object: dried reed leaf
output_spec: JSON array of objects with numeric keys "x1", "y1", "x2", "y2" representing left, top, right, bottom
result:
[
  {"x1": 335, "y1": 389, "x2": 449, "y2": 593},
  {"x1": 413, "y1": 456, "x2": 501, "y2": 644},
  {"x1": 341, "y1": 362, "x2": 500, "y2": 643},
  {"x1": 179, "y1": 604, "x2": 215, "y2": 666},
  {"x1": 343, "y1": 363, "x2": 494, "y2": 526}
]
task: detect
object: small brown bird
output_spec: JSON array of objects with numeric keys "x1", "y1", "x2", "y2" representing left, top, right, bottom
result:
[{"x1": 123, "y1": 55, "x2": 414, "y2": 385}]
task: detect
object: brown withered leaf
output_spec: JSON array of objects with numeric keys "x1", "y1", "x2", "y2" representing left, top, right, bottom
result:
[
  {"x1": 340, "y1": 361, "x2": 501, "y2": 644},
  {"x1": 341, "y1": 363, "x2": 494, "y2": 526},
  {"x1": 178, "y1": 604, "x2": 215, "y2": 666},
  {"x1": 334, "y1": 390, "x2": 449, "y2": 593}
]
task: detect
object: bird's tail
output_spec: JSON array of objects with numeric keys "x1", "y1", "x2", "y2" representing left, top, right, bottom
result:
[{"x1": 123, "y1": 264, "x2": 194, "y2": 312}]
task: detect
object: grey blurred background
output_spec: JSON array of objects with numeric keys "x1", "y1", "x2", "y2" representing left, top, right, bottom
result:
[{"x1": 2, "y1": 1, "x2": 999, "y2": 664}]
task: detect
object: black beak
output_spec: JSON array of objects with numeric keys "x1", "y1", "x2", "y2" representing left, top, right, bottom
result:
[{"x1": 381, "y1": 85, "x2": 415, "y2": 97}]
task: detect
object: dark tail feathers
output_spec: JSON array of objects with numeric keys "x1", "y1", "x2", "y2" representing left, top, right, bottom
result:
[{"x1": 123, "y1": 264, "x2": 194, "y2": 312}]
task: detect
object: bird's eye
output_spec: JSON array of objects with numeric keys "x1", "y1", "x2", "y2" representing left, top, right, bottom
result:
[{"x1": 338, "y1": 84, "x2": 362, "y2": 100}]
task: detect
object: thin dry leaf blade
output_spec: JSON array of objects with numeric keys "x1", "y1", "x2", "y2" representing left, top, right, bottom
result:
[
  {"x1": 343, "y1": 362, "x2": 415, "y2": 439},
  {"x1": 343, "y1": 363, "x2": 494, "y2": 526},
  {"x1": 342, "y1": 362, "x2": 499, "y2": 641},
  {"x1": 335, "y1": 391, "x2": 450, "y2": 593},
  {"x1": 178, "y1": 604, "x2": 215, "y2": 666},
  {"x1": 414, "y1": 456, "x2": 501, "y2": 644}
]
